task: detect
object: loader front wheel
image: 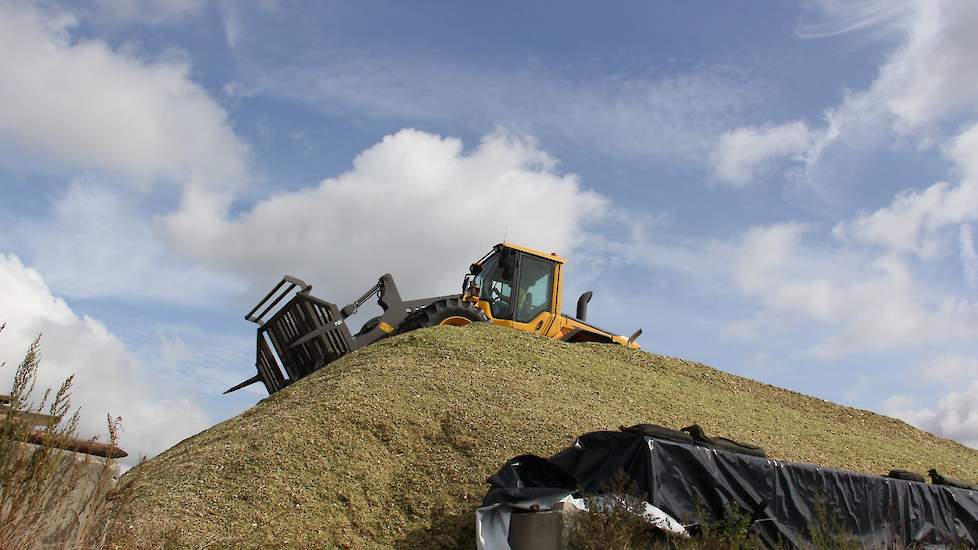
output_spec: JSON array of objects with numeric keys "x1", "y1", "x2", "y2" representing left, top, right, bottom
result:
[
  {"x1": 438, "y1": 315, "x2": 475, "y2": 326},
  {"x1": 398, "y1": 298, "x2": 488, "y2": 334}
]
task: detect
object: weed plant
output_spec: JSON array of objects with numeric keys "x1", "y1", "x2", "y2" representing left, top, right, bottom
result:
[
  {"x1": 567, "y1": 479, "x2": 973, "y2": 549},
  {"x1": 567, "y1": 472, "x2": 761, "y2": 550},
  {"x1": 0, "y1": 324, "x2": 137, "y2": 550}
]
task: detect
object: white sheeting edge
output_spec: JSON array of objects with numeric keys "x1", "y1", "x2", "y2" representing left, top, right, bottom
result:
[
  {"x1": 578, "y1": 495, "x2": 688, "y2": 538},
  {"x1": 476, "y1": 493, "x2": 688, "y2": 550}
]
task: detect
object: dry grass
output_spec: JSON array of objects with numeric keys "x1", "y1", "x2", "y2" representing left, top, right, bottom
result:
[
  {"x1": 111, "y1": 323, "x2": 978, "y2": 549},
  {"x1": 0, "y1": 325, "x2": 136, "y2": 550}
]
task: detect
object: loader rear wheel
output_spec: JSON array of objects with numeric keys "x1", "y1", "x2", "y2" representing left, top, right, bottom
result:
[{"x1": 397, "y1": 298, "x2": 488, "y2": 334}]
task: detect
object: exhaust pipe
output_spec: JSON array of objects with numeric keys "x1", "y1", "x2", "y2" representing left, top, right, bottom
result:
[
  {"x1": 576, "y1": 291, "x2": 593, "y2": 321},
  {"x1": 628, "y1": 328, "x2": 643, "y2": 345}
]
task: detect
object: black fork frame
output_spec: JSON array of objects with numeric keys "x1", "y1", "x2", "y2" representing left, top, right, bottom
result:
[{"x1": 227, "y1": 273, "x2": 455, "y2": 395}]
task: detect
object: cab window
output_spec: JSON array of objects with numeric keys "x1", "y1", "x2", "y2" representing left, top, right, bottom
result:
[
  {"x1": 515, "y1": 255, "x2": 554, "y2": 323},
  {"x1": 474, "y1": 253, "x2": 513, "y2": 320}
]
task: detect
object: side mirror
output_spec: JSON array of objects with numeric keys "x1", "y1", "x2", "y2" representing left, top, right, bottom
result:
[
  {"x1": 501, "y1": 250, "x2": 516, "y2": 281},
  {"x1": 469, "y1": 263, "x2": 483, "y2": 275}
]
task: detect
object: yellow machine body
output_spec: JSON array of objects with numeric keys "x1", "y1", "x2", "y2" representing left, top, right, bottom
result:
[{"x1": 464, "y1": 243, "x2": 640, "y2": 349}]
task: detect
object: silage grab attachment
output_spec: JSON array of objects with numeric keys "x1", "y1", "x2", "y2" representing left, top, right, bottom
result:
[{"x1": 226, "y1": 274, "x2": 455, "y2": 395}]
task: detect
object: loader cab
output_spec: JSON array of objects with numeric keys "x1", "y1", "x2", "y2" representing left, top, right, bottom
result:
[{"x1": 469, "y1": 243, "x2": 565, "y2": 336}]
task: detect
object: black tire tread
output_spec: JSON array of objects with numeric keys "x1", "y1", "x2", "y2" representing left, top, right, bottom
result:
[{"x1": 397, "y1": 297, "x2": 488, "y2": 334}]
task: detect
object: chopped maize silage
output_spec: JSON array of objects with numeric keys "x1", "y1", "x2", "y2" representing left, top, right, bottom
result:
[{"x1": 111, "y1": 323, "x2": 978, "y2": 549}]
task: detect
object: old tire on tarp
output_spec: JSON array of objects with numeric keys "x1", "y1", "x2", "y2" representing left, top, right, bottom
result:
[
  {"x1": 620, "y1": 424, "x2": 694, "y2": 445},
  {"x1": 681, "y1": 424, "x2": 766, "y2": 458},
  {"x1": 886, "y1": 469, "x2": 926, "y2": 483}
]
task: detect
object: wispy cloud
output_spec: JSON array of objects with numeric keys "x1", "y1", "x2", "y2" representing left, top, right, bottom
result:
[
  {"x1": 718, "y1": 1, "x2": 978, "y2": 199},
  {"x1": 86, "y1": 0, "x2": 208, "y2": 25},
  {"x1": 6, "y1": 182, "x2": 245, "y2": 304},
  {"x1": 961, "y1": 224, "x2": 978, "y2": 289},
  {"x1": 796, "y1": 0, "x2": 916, "y2": 40},
  {"x1": 238, "y1": 43, "x2": 760, "y2": 165},
  {"x1": 709, "y1": 121, "x2": 814, "y2": 187}
]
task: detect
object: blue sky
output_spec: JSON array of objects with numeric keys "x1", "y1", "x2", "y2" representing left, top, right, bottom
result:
[{"x1": 2, "y1": 0, "x2": 978, "y2": 462}]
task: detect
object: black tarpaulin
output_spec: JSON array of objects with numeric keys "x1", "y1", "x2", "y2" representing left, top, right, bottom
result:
[
  {"x1": 483, "y1": 430, "x2": 978, "y2": 548},
  {"x1": 482, "y1": 454, "x2": 578, "y2": 507}
]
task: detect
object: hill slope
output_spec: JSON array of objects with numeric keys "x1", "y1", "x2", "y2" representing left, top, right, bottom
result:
[{"x1": 112, "y1": 324, "x2": 978, "y2": 549}]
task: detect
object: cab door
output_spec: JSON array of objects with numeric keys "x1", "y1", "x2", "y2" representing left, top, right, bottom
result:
[
  {"x1": 474, "y1": 251, "x2": 516, "y2": 323},
  {"x1": 508, "y1": 252, "x2": 558, "y2": 336}
]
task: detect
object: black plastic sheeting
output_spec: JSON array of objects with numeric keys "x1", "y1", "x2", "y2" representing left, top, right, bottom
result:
[
  {"x1": 482, "y1": 430, "x2": 978, "y2": 548},
  {"x1": 483, "y1": 454, "x2": 579, "y2": 507}
]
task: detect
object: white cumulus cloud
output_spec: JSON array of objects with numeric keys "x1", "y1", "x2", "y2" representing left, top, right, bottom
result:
[
  {"x1": 885, "y1": 382, "x2": 978, "y2": 449},
  {"x1": 885, "y1": 352, "x2": 978, "y2": 448},
  {"x1": 916, "y1": 353, "x2": 978, "y2": 386},
  {"x1": 729, "y1": 223, "x2": 978, "y2": 358},
  {"x1": 832, "y1": 122, "x2": 978, "y2": 258},
  {"x1": 0, "y1": 1, "x2": 247, "y2": 190},
  {"x1": 0, "y1": 254, "x2": 211, "y2": 462},
  {"x1": 162, "y1": 129, "x2": 609, "y2": 302}
]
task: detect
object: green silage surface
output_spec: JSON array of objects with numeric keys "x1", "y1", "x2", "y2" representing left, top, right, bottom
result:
[{"x1": 112, "y1": 323, "x2": 978, "y2": 549}]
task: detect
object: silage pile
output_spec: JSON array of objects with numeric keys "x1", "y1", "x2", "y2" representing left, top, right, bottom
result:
[{"x1": 111, "y1": 324, "x2": 978, "y2": 549}]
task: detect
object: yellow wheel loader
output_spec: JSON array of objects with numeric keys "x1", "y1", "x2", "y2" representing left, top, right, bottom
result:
[{"x1": 227, "y1": 243, "x2": 642, "y2": 395}]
